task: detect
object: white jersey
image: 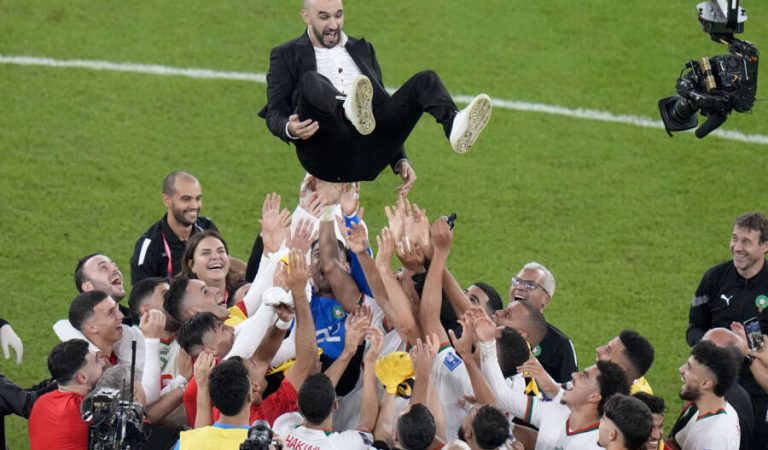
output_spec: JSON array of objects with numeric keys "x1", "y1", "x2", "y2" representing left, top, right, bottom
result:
[
  {"x1": 479, "y1": 341, "x2": 600, "y2": 450},
  {"x1": 432, "y1": 345, "x2": 474, "y2": 441},
  {"x1": 672, "y1": 402, "x2": 740, "y2": 450},
  {"x1": 283, "y1": 427, "x2": 372, "y2": 450}
]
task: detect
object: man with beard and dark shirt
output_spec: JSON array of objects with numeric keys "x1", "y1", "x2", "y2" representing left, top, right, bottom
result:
[
  {"x1": 686, "y1": 212, "x2": 768, "y2": 450},
  {"x1": 509, "y1": 262, "x2": 577, "y2": 384},
  {"x1": 131, "y1": 171, "x2": 218, "y2": 286}
]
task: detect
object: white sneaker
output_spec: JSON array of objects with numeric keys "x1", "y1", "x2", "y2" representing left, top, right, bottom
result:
[
  {"x1": 449, "y1": 94, "x2": 492, "y2": 153},
  {"x1": 343, "y1": 75, "x2": 376, "y2": 135}
]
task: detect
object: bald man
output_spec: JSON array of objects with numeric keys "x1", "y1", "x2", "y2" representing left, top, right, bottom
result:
[{"x1": 259, "y1": 0, "x2": 492, "y2": 192}]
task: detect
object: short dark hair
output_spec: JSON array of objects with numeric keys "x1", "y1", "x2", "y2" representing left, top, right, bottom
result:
[
  {"x1": 162, "y1": 170, "x2": 197, "y2": 196},
  {"x1": 473, "y1": 282, "x2": 503, "y2": 313},
  {"x1": 603, "y1": 394, "x2": 653, "y2": 450},
  {"x1": 164, "y1": 277, "x2": 191, "y2": 323},
  {"x1": 48, "y1": 339, "x2": 89, "y2": 385},
  {"x1": 128, "y1": 277, "x2": 167, "y2": 316},
  {"x1": 209, "y1": 359, "x2": 251, "y2": 416},
  {"x1": 692, "y1": 340, "x2": 739, "y2": 397},
  {"x1": 734, "y1": 211, "x2": 768, "y2": 243},
  {"x1": 397, "y1": 403, "x2": 436, "y2": 450},
  {"x1": 619, "y1": 330, "x2": 655, "y2": 379},
  {"x1": 516, "y1": 300, "x2": 548, "y2": 346},
  {"x1": 497, "y1": 327, "x2": 530, "y2": 379},
  {"x1": 596, "y1": 360, "x2": 631, "y2": 415},
  {"x1": 69, "y1": 290, "x2": 110, "y2": 331},
  {"x1": 74, "y1": 253, "x2": 102, "y2": 293},
  {"x1": 176, "y1": 312, "x2": 219, "y2": 357},
  {"x1": 298, "y1": 373, "x2": 336, "y2": 424},
  {"x1": 472, "y1": 405, "x2": 509, "y2": 449},
  {"x1": 633, "y1": 392, "x2": 665, "y2": 415}
]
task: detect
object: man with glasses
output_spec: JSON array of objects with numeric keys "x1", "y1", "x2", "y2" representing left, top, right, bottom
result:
[{"x1": 509, "y1": 262, "x2": 577, "y2": 384}]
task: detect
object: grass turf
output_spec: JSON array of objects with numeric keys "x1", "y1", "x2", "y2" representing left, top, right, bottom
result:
[{"x1": 1, "y1": 0, "x2": 767, "y2": 447}]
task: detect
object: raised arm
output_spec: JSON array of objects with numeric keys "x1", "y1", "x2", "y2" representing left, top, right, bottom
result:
[
  {"x1": 319, "y1": 211, "x2": 361, "y2": 312},
  {"x1": 419, "y1": 217, "x2": 453, "y2": 342},
  {"x1": 283, "y1": 249, "x2": 318, "y2": 392},
  {"x1": 358, "y1": 327, "x2": 384, "y2": 432},
  {"x1": 449, "y1": 313, "x2": 497, "y2": 405},
  {"x1": 324, "y1": 306, "x2": 370, "y2": 387},
  {"x1": 375, "y1": 228, "x2": 422, "y2": 343}
]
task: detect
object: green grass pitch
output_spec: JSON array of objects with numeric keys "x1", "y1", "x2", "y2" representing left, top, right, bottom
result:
[{"x1": 1, "y1": 0, "x2": 767, "y2": 447}]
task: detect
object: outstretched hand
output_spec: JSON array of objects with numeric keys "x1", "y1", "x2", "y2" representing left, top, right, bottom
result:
[
  {"x1": 260, "y1": 193, "x2": 292, "y2": 253},
  {"x1": 375, "y1": 227, "x2": 396, "y2": 269},
  {"x1": 396, "y1": 160, "x2": 417, "y2": 197},
  {"x1": 430, "y1": 216, "x2": 454, "y2": 254}
]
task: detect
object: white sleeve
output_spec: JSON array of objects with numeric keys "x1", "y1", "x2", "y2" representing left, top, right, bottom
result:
[
  {"x1": 479, "y1": 340, "x2": 542, "y2": 427},
  {"x1": 53, "y1": 320, "x2": 101, "y2": 352},
  {"x1": 141, "y1": 338, "x2": 161, "y2": 404},
  {"x1": 270, "y1": 327, "x2": 297, "y2": 366},
  {"x1": 225, "y1": 305, "x2": 278, "y2": 360},
  {"x1": 334, "y1": 430, "x2": 374, "y2": 449},
  {"x1": 242, "y1": 250, "x2": 286, "y2": 316},
  {"x1": 115, "y1": 326, "x2": 145, "y2": 378}
]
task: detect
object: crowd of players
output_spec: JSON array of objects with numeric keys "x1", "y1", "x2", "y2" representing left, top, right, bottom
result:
[
  {"x1": 3, "y1": 0, "x2": 768, "y2": 448},
  {"x1": 1, "y1": 169, "x2": 768, "y2": 450}
]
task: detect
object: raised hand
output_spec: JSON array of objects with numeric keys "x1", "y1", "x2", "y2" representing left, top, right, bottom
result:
[
  {"x1": 260, "y1": 193, "x2": 292, "y2": 253},
  {"x1": 363, "y1": 327, "x2": 385, "y2": 364},
  {"x1": 284, "y1": 249, "x2": 309, "y2": 294},
  {"x1": 473, "y1": 312, "x2": 498, "y2": 343},
  {"x1": 340, "y1": 182, "x2": 361, "y2": 217},
  {"x1": 299, "y1": 191, "x2": 323, "y2": 218},
  {"x1": 194, "y1": 351, "x2": 216, "y2": 389},
  {"x1": 287, "y1": 217, "x2": 316, "y2": 255},
  {"x1": 384, "y1": 195, "x2": 408, "y2": 243},
  {"x1": 375, "y1": 227, "x2": 396, "y2": 270},
  {"x1": 139, "y1": 309, "x2": 166, "y2": 340},
  {"x1": 407, "y1": 204, "x2": 432, "y2": 258},
  {"x1": 429, "y1": 216, "x2": 453, "y2": 254},
  {"x1": 341, "y1": 221, "x2": 370, "y2": 255},
  {"x1": 449, "y1": 315, "x2": 475, "y2": 358},
  {"x1": 410, "y1": 338, "x2": 435, "y2": 379},
  {"x1": 395, "y1": 240, "x2": 426, "y2": 274}
]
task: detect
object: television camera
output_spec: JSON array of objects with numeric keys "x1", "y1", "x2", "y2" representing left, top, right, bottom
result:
[{"x1": 658, "y1": 0, "x2": 759, "y2": 138}]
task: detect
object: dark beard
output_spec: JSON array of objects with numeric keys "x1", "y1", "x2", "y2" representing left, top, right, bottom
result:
[
  {"x1": 172, "y1": 208, "x2": 196, "y2": 227},
  {"x1": 679, "y1": 386, "x2": 700, "y2": 401}
]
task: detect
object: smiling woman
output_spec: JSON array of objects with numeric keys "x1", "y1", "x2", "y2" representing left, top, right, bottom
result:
[{"x1": 180, "y1": 230, "x2": 246, "y2": 307}]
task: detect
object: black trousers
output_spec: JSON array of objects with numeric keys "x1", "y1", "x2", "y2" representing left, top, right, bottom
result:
[{"x1": 295, "y1": 70, "x2": 457, "y2": 182}]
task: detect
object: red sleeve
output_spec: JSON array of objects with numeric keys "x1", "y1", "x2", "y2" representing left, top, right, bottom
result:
[
  {"x1": 183, "y1": 377, "x2": 198, "y2": 427},
  {"x1": 259, "y1": 378, "x2": 299, "y2": 425}
]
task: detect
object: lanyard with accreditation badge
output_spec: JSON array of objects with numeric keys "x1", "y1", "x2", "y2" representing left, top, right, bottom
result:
[{"x1": 160, "y1": 231, "x2": 174, "y2": 278}]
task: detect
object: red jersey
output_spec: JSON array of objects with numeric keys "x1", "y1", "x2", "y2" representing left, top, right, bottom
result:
[
  {"x1": 28, "y1": 390, "x2": 89, "y2": 450},
  {"x1": 185, "y1": 377, "x2": 298, "y2": 427}
]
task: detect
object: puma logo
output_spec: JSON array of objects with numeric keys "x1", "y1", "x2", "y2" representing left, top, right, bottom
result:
[{"x1": 721, "y1": 294, "x2": 734, "y2": 306}]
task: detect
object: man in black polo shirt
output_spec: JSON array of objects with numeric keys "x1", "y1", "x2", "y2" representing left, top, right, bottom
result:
[
  {"x1": 509, "y1": 262, "x2": 578, "y2": 384},
  {"x1": 687, "y1": 211, "x2": 768, "y2": 450},
  {"x1": 130, "y1": 171, "x2": 217, "y2": 286}
]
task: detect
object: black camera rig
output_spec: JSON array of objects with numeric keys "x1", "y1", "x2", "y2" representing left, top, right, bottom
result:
[
  {"x1": 658, "y1": 0, "x2": 759, "y2": 138},
  {"x1": 81, "y1": 341, "x2": 147, "y2": 450}
]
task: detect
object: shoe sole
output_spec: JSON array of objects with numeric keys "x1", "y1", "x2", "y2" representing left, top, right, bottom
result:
[
  {"x1": 452, "y1": 94, "x2": 492, "y2": 154},
  {"x1": 349, "y1": 76, "x2": 375, "y2": 135}
]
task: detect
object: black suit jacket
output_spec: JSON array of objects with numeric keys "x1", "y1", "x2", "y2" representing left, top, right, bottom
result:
[{"x1": 258, "y1": 32, "x2": 407, "y2": 177}]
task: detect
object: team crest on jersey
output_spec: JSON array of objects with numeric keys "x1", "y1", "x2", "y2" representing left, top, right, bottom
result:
[
  {"x1": 443, "y1": 350, "x2": 463, "y2": 371},
  {"x1": 332, "y1": 305, "x2": 346, "y2": 319}
]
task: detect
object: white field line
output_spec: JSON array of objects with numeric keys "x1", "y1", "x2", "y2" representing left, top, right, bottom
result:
[{"x1": 2, "y1": 54, "x2": 766, "y2": 145}]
